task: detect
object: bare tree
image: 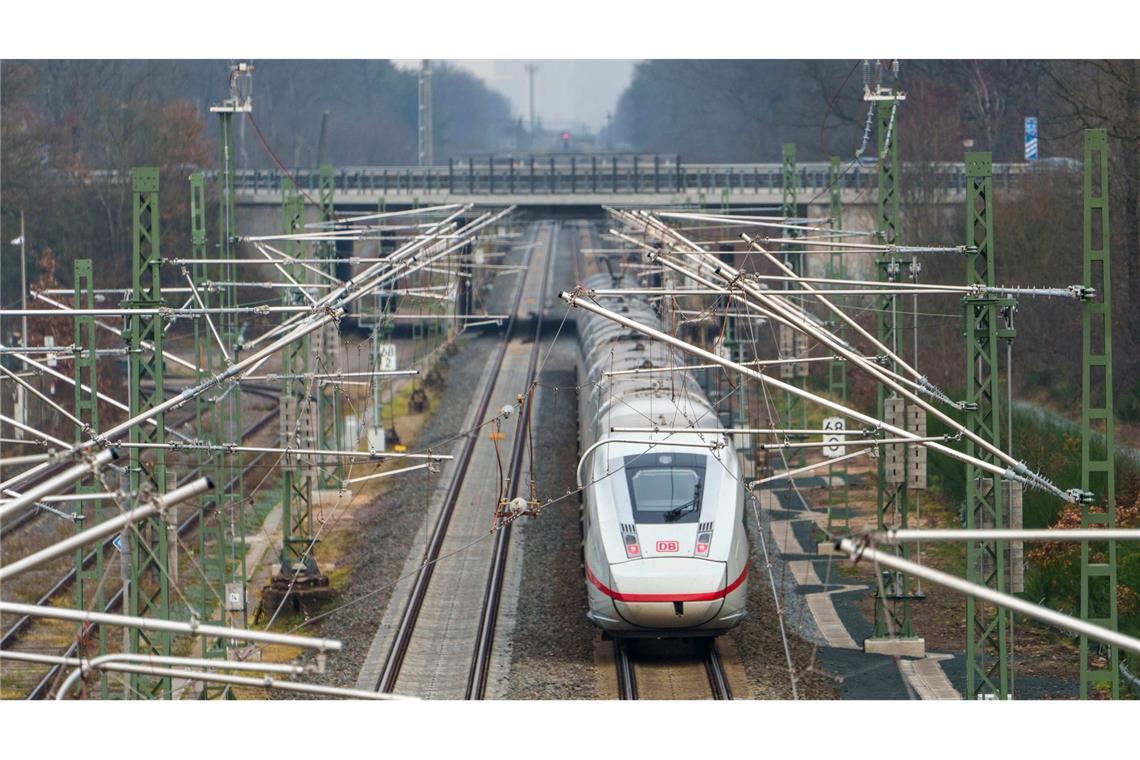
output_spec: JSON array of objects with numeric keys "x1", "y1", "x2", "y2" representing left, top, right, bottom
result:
[{"x1": 1039, "y1": 60, "x2": 1140, "y2": 344}]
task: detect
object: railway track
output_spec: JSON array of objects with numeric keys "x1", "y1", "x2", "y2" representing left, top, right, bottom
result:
[
  {"x1": 0, "y1": 386, "x2": 281, "y2": 699},
  {"x1": 615, "y1": 638, "x2": 733, "y2": 700},
  {"x1": 467, "y1": 221, "x2": 555, "y2": 698},
  {"x1": 590, "y1": 216, "x2": 731, "y2": 702},
  {"x1": 373, "y1": 220, "x2": 555, "y2": 697}
]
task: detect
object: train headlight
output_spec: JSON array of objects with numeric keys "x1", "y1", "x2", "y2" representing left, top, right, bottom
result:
[
  {"x1": 695, "y1": 531, "x2": 712, "y2": 557},
  {"x1": 622, "y1": 525, "x2": 641, "y2": 559}
]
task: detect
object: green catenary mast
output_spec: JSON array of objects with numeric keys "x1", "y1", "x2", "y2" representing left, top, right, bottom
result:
[
  {"x1": 780, "y1": 143, "x2": 807, "y2": 466},
  {"x1": 73, "y1": 258, "x2": 106, "y2": 697},
  {"x1": 963, "y1": 151, "x2": 1011, "y2": 698},
  {"x1": 1079, "y1": 128, "x2": 1119, "y2": 699},
  {"x1": 869, "y1": 96, "x2": 920, "y2": 651},
  {"x1": 124, "y1": 167, "x2": 171, "y2": 698}
]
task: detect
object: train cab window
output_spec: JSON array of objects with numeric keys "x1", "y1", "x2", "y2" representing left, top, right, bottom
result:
[{"x1": 622, "y1": 452, "x2": 706, "y2": 525}]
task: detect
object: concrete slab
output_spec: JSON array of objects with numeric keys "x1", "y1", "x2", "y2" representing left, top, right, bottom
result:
[
  {"x1": 806, "y1": 590, "x2": 859, "y2": 650},
  {"x1": 864, "y1": 637, "x2": 926, "y2": 658},
  {"x1": 787, "y1": 560, "x2": 822, "y2": 587},
  {"x1": 769, "y1": 519, "x2": 805, "y2": 555},
  {"x1": 898, "y1": 654, "x2": 961, "y2": 700}
]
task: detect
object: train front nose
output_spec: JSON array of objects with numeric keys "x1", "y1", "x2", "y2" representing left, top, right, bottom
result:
[{"x1": 609, "y1": 558, "x2": 727, "y2": 629}]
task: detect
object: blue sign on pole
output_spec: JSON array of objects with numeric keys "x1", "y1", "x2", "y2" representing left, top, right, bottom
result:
[
  {"x1": 1025, "y1": 117, "x2": 1038, "y2": 162},
  {"x1": 112, "y1": 534, "x2": 123, "y2": 553}
]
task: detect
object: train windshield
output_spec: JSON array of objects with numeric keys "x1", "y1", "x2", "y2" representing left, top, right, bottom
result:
[{"x1": 622, "y1": 452, "x2": 706, "y2": 524}]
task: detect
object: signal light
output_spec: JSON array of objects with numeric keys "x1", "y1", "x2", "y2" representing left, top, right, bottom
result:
[{"x1": 562, "y1": 131, "x2": 570, "y2": 140}]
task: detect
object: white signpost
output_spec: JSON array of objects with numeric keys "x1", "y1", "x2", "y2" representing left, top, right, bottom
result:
[
  {"x1": 377, "y1": 343, "x2": 397, "y2": 372},
  {"x1": 822, "y1": 416, "x2": 846, "y2": 458},
  {"x1": 370, "y1": 343, "x2": 398, "y2": 451}
]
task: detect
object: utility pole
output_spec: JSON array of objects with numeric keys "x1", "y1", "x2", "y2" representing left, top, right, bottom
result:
[
  {"x1": 526, "y1": 63, "x2": 538, "y2": 134},
  {"x1": 18, "y1": 210, "x2": 27, "y2": 357},
  {"x1": 963, "y1": 151, "x2": 1013, "y2": 698},
  {"x1": 826, "y1": 156, "x2": 850, "y2": 539},
  {"x1": 866, "y1": 89, "x2": 924, "y2": 657},
  {"x1": 779, "y1": 144, "x2": 806, "y2": 466},
  {"x1": 124, "y1": 166, "x2": 172, "y2": 699},
  {"x1": 418, "y1": 60, "x2": 434, "y2": 167},
  {"x1": 209, "y1": 63, "x2": 252, "y2": 641},
  {"x1": 263, "y1": 178, "x2": 330, "y2": 614},
  {"x1": 317, "y1": 165, "x2": 343, "y2": 486},
  {"x1": 73, "y1": 257, "x2": 106, "y2": 698},
  {"x1": 13, "y1": 210, "x2": 29, "y2": 435},
  {"x1": 1079, "y1": 127, "x2": 1119, "y2": 699}
]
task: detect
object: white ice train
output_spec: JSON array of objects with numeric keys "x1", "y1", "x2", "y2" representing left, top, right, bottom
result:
[{"x1": 575, "y1": 273, "x2": 749, "y2": 637}]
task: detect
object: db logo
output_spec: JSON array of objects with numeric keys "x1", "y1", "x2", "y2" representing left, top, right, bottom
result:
[{"x1": 656, "y1": 540, "x2": 679, "y2": 553}]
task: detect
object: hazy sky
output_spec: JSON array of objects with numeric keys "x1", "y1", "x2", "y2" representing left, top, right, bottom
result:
[{"x1": 395, "y1": 60, "x2": 635, "y2": 133}]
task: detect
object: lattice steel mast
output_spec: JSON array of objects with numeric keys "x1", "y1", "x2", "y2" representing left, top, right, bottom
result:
[
  {"x1": 868, "y1": 91, "x2": 922, "y2": 653},
  {"x1": 72, "y1": 258, "x2": 107, "y2": 697},
  {"x1": 317, "y1": 165, "x2": 343, "y2": 485},
  {"x1": 779, "y1": 143, "x2": 806, "y2": 465},
  {"x1": 1079, "y1": 127, "x2": 1119, "y2": 699},
  {"x1": 124, "y1": 167, "x2": 171, "y2": 698},
  {"x1": 963, "y1": 151, "x2": 1012, "y2": 698},
  {"x1": 826, "y1": 156, "x2": 850, "y2": 538}
]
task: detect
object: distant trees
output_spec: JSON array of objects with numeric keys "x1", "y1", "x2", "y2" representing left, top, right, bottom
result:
[
  {"x1": 611, "y1": 59, "x2": 1139, "y2": 417},
  {"x1": 1038, "y1": 61, "x2": 1140, "y2": 339},
  {"x1": 0, "y1": 59, "x2": 515, "y2": 334},
  {"x1": 613, "y1": 60, "x2": 859, "y2": 161},
  {"x1": 0, "y1": 61, "x2": 213, "y2": 299}
]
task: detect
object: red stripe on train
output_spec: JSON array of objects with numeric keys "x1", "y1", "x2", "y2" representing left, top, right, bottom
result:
[{"x1": 585, "y1": 563, "x2": 747, "y2": 603}]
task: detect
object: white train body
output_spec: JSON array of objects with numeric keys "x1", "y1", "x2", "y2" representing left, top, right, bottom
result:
[{"x1": 576, "y1": 274, "x2": 749, "y2": 637}]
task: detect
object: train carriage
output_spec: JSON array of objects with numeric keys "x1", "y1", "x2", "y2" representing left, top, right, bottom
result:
[{"x1": 576, "y1": 274, "x2": 749, "y2": 637}]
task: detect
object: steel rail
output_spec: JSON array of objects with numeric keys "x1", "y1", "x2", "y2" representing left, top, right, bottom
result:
[
  {"x1": 467, "y1": 220, "x2": 557, "y2": 699},
  {"x1": 615, "y1": 640, "x2": 637, "y2": 700},
  {"x1": 704, "y1": 640, "x2": 733, "y2": 700},
  {"x1": 590, "y1": 228, "x2": 729, "y2": 703},
  {"x1": 375, "y1": 220, "x2": 536, "y2": 694}
]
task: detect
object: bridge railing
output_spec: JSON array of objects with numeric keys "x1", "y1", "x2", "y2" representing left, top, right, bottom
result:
[{"x1": 230, "y1": 158, "x2": 1034, "y2": 198}]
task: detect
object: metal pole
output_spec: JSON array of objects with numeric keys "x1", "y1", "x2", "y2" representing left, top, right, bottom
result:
[
  {"x1": 963, "y1": 151, "x2": 1009, "y2": 698},
  {"x1": 868, "y1": 96, "x2": 918, "y2": 648},
  {"x1": 827, "y1": 155, "x2": 850, "y2": 538},
  {"x1": 124, "y1": 166, "x2": 171, "y2": 698},
  {"x1": 0, "y1": 448, "x2": 118, "y2": 523},
  {"x1": 779, "y1": 144, "x2": 806, "y2": 466},
  {"x1": 317, "y1": 165, "x2": 343, "y2": 486},
  {"x1": 72, "y1": 256, "x2": 106, "y2": 694},
  {"x1": 559, "y1": 292, "x2": 1015, "y2": 480},
  {"x1": 1080, "y1": 127, "x2": 1119, "y2": 698},
  {"x1": 835, "y1": 538, "x2": 1140, "y2": 660},
  {"x1": 0, "y1": 478, "x2": 212, "y2": 582},
  {"x1": 19, "y1": 210, "x2": 28, "y2": 352},
  {"x1": 58, "y1": 661, "x2": 404, "y2": 701},
  {"x1": 877, "y1": 529, "x2": 1140, "y2": 543},
  {"x1": 0, "y1": 601, "x2": 342, "y2": 651}
]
